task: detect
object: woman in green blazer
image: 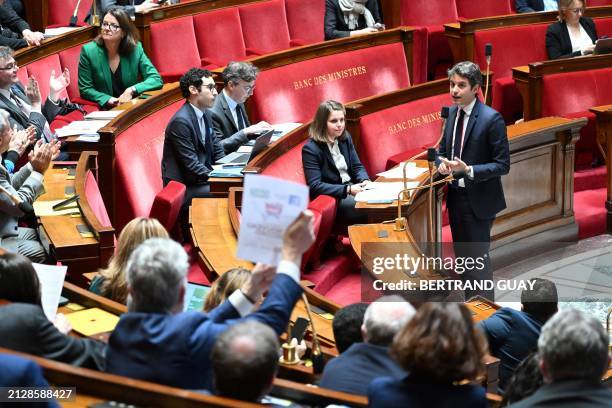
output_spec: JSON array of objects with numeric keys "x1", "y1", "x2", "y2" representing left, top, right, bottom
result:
[{"x1": 78, "y1": 7, "x2": 162, "y2": 108}]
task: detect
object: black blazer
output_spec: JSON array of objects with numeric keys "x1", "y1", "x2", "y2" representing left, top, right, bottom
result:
[
  {"x1": 302, "y1": 133, "x2": 369, "y2": 200},
  {"x1": 324, "y1": 0, "x2": 381, "y2": 40},
  {"x1": 161, "y1": 102, "x2": 225, "y2": 187},
  {"x1": 515, "y1": 0, "x2": 546, "y2": 13},
  {"x1": 0, "y1": 3, "x2": 30, "y2": 50},
  {"x1": 546, "y1": 17, "x2": 598, "y2": 59}
]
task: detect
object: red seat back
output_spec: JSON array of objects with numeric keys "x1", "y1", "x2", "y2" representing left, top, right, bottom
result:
[
  {"x1": 589, "y1": 0, "x2": 612, "y2": 5},
  {"x1": 17, "y1": 66, "x2": 28, "y2": 86},
  {"x1": 285, "y1": 0, "x2": 325, "y2": 44},
  {"x1": 239, "y1": 0, "x2": 292, "y2": 54},
  {"x1": 595, "y1": 16, "x2": 612, "y2": 37},
  {"x1": 114, "y1": 99, "x2": 183, "y2": 230},
  {"x1": 58, "y1": 44, "x2": 84, "y2": 100},
  {"x1": 541, "y1": 68, "x2": 612, "y2": 117},
  {"x1": 456, "y1": 0, "x2": 512, "y2": 19},
  {"x1": 261, "y1": 139, "x2": 307, "y2": 184},
  {"x1": 85, "y1": 170, "x2": 113, "y2": 228},
  {"x1": 149, "y1": 180, "x2": 186, "y2": 233},
  {"x1": 47, "y1": 0, "x2": 92, "y2": 26},
  {"x1": 25, "y1": 55, "x2": 66, "y2": 101},
  {"x1": 193, "y1": 8, "x2": 247, "y2": 68},
  {"x1": 473, "y1": 24, "x2": 549, "y2": 79},
  {"x1": 149, "y1": 16, "x2": 201, "y2": 80},
  {"x1": 359, "y1": 93, "x2": 449, "y2": 175},
  {"x1": 400, "y1": 0, "x2": 458, "y2": 26},
  {"x1": 249, "y1": 43, "x2": 410, "y2": 124}
]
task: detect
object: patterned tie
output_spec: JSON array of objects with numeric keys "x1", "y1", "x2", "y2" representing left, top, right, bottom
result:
[{"x1": 453, "y1": 108, "x2": 466, "y2": 159}]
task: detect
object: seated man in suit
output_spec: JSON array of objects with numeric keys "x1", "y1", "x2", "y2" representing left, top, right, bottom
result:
[
  {"x1": 319, "y1": 295, "x2": 414, "y2": 395},
  {"x1": 510, "y1": 309, "x2": 611, "y2": 407},
  {"x1": 91, "y1": 0, "x2": 178, "y2": 22},
  {"x1": 0, "y1": 353, "x2": 58, "y2": 408},
  {"x1": 0, "y1": 1, "x2": 44, "y2": 49},
  {"x1": 332, "y1": 302, "x2": 368, "y2": 354},
  {"x1": 516, "y1": 0, "x2": 558, "y2": 13},
  {"x1": 211, "y1": 61, "x2": 272, "y2": 154},
  {"x1": 0, "y1": 46, "x2": 70, "y2": 169},
  {"x1": 105, "y1": 211, "x2": 315, "y2": 390},
  {"x1": 211, "y1": 320, "x2": 280, "y2": 402},
  {"x1": 0, "y1": 109, "x2": 60, "y2": 262},
  {"x1": 478, "y1": 278, "x2": 558, "y2": 391}
]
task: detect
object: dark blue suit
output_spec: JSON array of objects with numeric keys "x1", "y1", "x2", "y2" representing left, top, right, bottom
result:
[
  {"x1": 368, "y1": 374, "x2": 487, "y2": 408},
  {"x1": 0, "y1": 353, "x2": 59, "y2": 408},
  {"x1": 515, "y1": 0, "x2": 553, "y2": 13},
  {"x1": 319, "y1": 342, "x2": 405, "y2": 396},
  {"x1": 161, "y1": 102, "x2": 225, "y2": 207},
  {"x1": 105, "y1": 274, "x2": 302, "y2": 390},
  {"x1": 477, "y1": 307, "x2": 543, "y2": 390},
  {"x1": 438, "y1": 99, "x2": 510, "y2": 299}
]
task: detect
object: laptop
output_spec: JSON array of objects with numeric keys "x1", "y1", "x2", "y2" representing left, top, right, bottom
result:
[
  {"x1": 594, "y1": 37, "x2": 612, "y2": 55},
  {"x1": 216, "y1": 129, "x2": 274, "y2": 165}
]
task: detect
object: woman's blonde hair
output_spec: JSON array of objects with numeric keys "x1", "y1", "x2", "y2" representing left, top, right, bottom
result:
[
  {"x1": 558, "y1": 0, "x2": 586, "y2": 21},
  {"x1": 308, "y1": 100, "x2": 346, "y2": 143},
  {"x1": 98, "y1": 217, "x2": 168, "y2": 303},
  {"x1": 203, "y1": 267, "x2": 251, "y2": 311}
]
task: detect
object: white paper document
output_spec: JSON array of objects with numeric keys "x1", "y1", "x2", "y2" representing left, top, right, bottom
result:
[
  {"x1": 33, "y1": 263, "x2": 67, "y2": 321},
  {"x1": 355, "y1": 181, "x2": 419, "y2": 202},
  {"x1": 237, "y1": 174, "x2": 308, "y2": 265},
  {"x1": 55, "y1": 120, "x2": 110, "y2": 137},
  {"x1": 376, "y1": 162, "x2": 429, "y2": 179},
  {"x1": 84, "y1": 110, "x2": 124, "y2": 120},
  {"x1": 44, "y1": 26, "x2": 80, "y2": 37}
]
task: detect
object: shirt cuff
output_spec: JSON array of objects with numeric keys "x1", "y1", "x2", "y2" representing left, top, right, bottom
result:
[
  {"x1": 277, "y1": 260, "x2": 300, "y2": 284},
  {"x1": 228, "y1": 289, "x2": 255, "y2": 317},
  {"x1": 27, "y1": 163, "x2": 43, "y2": 182},
  {"x1": 47, "y1": 96, "x2": 60, "y2": 106},
  {"x1": 468, "y1": 165, "x2": 474, "y2": 179}
]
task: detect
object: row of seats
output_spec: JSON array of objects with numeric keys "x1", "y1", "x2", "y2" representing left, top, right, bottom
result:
[{"x1": 149, "y1": 0, "x2": 324, "y2": 81}]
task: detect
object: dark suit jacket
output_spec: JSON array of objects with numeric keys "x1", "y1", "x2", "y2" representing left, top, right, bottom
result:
[
  {"x1": 515, "y1": 0, "x2": 546, "y2": 13},
  {"x1": 210, "y1": 92, "x2": 251, "y2": 154},
  {"x1": 477, "y1": 307, "x2": 544, "y2": 390},
  {"x1": 78, "y1": 41, "x2": 162, "y2": 107},
  {"x1": 0, "y1": 3, "x2": 29, "y2": 49},
  {"x1": 0, "y1": 303, "x2": 106, "y2": 370},
  {"x1": 368, "y1": 374, "x2": 487, "y2": 408},
  {"x1": 0, "y1": 353, "x2": 59, "y2": 407},
  {"x1": 546, "y1": 17, "x2": 598, "y2": 59},
  {"x1": 302, "y1": 133, "x2": 369, "y2": 200},
  {"x1": 437, "y1": 99, "x2": 510, "y2": 220},
  {"x1": 319, "y1": 342, "x2": 405, "y2": 396},
  {"x1": 105, "y1": 274, "x2": 303, "y2": 390},
  {"x1": 0, "y1": 83, "x2": 62, "y2": 140},
  {"x1": 324, "y1": 0, "x2": 381, "y2": 40},
  {"x1": 92, "y1": 0, "x2": 179, "y2": 19},
  {"x1": 509, "y1": 379, "x2": 612, "y2": 408},
  {"x1": 161, "y1": 102, "x2": 225, "y2": 188}
]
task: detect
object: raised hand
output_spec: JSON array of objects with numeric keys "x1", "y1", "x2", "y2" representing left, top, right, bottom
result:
[
  {"x1": 49, "y1": 68, "x2": 70, "y2": 101},
  {"x1": 8, "y1": 126, "x2": 36, "y2": 156},
  {"x1": 28, "y1": 139, "x2": 53, "y2": 173},
  {"x1": 241, "y1": 263, "x2": 276, "y2": 302},
  {"x1": 26, "y1": 77, "x2": 42, "y2": 108}
]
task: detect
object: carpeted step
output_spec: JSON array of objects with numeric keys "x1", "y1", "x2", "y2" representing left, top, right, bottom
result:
[
  {"x1": 574, "y1": 165, "x2": 606, "y2": 192},
  {"x1": 574, "y1": 188, "x2": 607, "y2": 240}
]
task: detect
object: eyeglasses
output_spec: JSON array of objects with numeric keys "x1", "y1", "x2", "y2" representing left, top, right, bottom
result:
[
  {"x1": 0, "y1": 62, "x2": 17, "y2": 71},
  {"x1": 202, "y1": 83, "x2": 216, "y2": 92},
  {"x1": 242, "y1": 83, "x2": 255, "y2": 93},
  {"x1": 101, "y1": 21, "x2": 121, "y2": 32},
  {"x1": 566, "y1": 7, "x2": 584, "y2": 14}
]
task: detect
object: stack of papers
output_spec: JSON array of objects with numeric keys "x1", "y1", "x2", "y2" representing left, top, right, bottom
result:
[
  {"x1": 33, "y1": 199, "x2": 80, "y2": 216},
  {"x1": 84, "y1": 110, "x2": 124, "y2": 120},
  {"x1": 55, "y1": 120, "x2": 110, "y2": 138},
  {"x1": 43, "y1": 27, "x2": 80, "y2": 37},
  {"x1": 377, "y1": 162, "x2": 429, "y2": 179},
  {"x1": 209, "y1": 165, "x2": 244, "y2": 178},
  {"x1": 33, "y1": 263, "x2": 67, "y2": 321},
  {"x1": 355, "y1": 181, "x2": 419, "y2": 203}
]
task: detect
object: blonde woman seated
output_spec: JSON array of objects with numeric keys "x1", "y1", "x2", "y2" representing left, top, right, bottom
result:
[
  {"x1": 89, "y1": 217, "x2": 168, "y2": 303},
  {"x1": 302, "y1": 100, "x2": 370, "y2": 228},
  {"x1": 203, "y1": 267, "x2": 251, "y2": 312},
  {"x1": 546, "y1": 0, "x2": 598, "y2": 59}
]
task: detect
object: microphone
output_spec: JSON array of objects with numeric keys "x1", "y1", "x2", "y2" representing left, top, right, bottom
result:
[
  {"x1": 484, "y1": 43, "x2": 492, "y2": 104},
  {"x1": 70, "y1": 0, "x2": 82, "y2": 26},
  {"x1": 427, "y1": 148, "x2": 437, "y2": 163},
  {"x1": 435, "y1": 107, "x2": 450, "y2": 148},
  {"x1": 0, "y1": 185, "x2": 34, "y2": 213}
]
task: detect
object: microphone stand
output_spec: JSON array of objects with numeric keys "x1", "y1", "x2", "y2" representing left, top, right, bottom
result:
[
  {"x1": 301, "y1": 293, "x2": 324, "y2": 374},
  {"x1": 91, "y1": 0, "x2": 100, "y2": 26},
  {"x1": 70, "y1": 0, "x2": 82, "y2": 26}
]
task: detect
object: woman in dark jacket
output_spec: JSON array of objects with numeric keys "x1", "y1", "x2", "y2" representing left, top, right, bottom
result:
[
  {"x1": 324, "y1": 0, "x2": 383, "y2": 40},
  {"x1": 302, "y1": 100, "x2": 370, "y2": 227},
  {"x1": 546, "y1": 0, "x2": 598, "y2": 59}
]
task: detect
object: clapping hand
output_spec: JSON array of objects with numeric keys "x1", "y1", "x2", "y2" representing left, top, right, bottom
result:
[
  {"x1": 25, "y1": 77, "x2": 42, "y2": 108},
  {"x1": 8, "y1": 125, "x2": 36, "y2": 156},
  {"x1": 49, "y1": 68, "x2": 70, "y2": 102}
]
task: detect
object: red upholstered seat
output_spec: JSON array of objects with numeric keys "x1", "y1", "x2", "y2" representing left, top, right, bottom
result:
[
  {"x1": 359, "y1": 93, "x2": 449, "y2": 175},
  {"x1": 47, "y1": 0, "x2": 92, "y2": 27},
  {"x1": 149, "y1": 16, "x2": 200, "y2": 82},
  {"x1": 114, "y1": 99, "x2": 183, "y2": 229},
  {"x1": 456, "y1": 0, "x2": 512, "y2": 19},
  {"x1": 400, "y1": 0, "x2": 458, "y2": 79},
  {"x1": 285, "y1": 0, "x2": 325, "y2": 44},
  {"x1": 25, "y1": 55, "x2": 66, "y2": 102},
  {"x1": 149, "y1": 180, "x2": 186, "y2": 234},
  {"x1": 473, "y1": 24, "x2": 549, "y2": 123},
  {"x1": 249, "y1": 43, "x2": 410, "y2": 123},
  {"x1": 58, "y1": 45, "x2": 85, "y2": 100},
  {"x1": 239, "y1": 0, "x2": 296, "y2": 55},
  {"x1": 594, "y1": 16, "x2": 612, "y2": 36},
  {"x1": 84, "y1": 170, "x2": 113, "y2": 228},
  {"x1": 589, "y1": 0, "x2": 612, "y2": 5},
  {"x1": 193, "y1": 8, "x2": 249, "y2": 69}
]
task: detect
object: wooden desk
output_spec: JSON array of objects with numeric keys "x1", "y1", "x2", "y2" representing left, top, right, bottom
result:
[{"x1": 590, "y1": 105, "x2": 612, "y2": 232}]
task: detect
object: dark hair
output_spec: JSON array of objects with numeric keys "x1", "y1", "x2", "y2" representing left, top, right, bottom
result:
[
  {"x1": 502, "y1": 352, "x2": 543, "y2": 406},
  {"x1": 212, "y1": 320, "x2": 279, "y2": 401},
  {"x1": 222, "y1": 61, "x2": 259, "y2": 85},
  {"x1": 95, "y1": 7, "x2": 140, "y2": 56},
  {"x1": 0, "y1": 250, "x2": 42, "y2": 306},
  {"x1": 448, "y1": 61, "x2": 483, "y2": 88},
  {"x1": 392, "y1": 303, "x2": 488, "y2": 382},
  {"x1": 521, "y1": 278, "x2": 558, "y2": 323},
  {"x1": 332, "y1": 303, "x2": 368, "y2": 353},
  {"x1": 309, "y1": 100, "x2": 346, "y2": 143},
  {"x1": 179, "y1": 68, "x2": 213, "y2": 98}
]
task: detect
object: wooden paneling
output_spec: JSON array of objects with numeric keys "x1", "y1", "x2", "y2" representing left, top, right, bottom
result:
[{"x1": 590, "y1": 104, "x2": 612, "y2": 232}]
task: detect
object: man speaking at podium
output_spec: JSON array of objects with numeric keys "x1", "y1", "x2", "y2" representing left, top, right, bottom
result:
[{"x1": 437, "y1": 61, "x2": 510, "y2": 301}]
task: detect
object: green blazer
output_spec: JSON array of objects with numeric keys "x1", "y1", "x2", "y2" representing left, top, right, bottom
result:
[{"x1": 78, "y1": 41, "x2": 162, "y2": 107}]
